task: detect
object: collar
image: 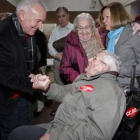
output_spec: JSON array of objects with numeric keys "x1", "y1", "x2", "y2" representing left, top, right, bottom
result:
[
  {"x1": 58, "y1": 22, "x2": 72, "y2": 30},
  {"x1": 108, "y1": 71, "x2": 118, "y2": 76},
  {"x1": 12, "y1": 12, "x2": 24, "y2": 35},
  {"x1": 115, "y1": 23, "x2": 132, "y2": 49},
  {"x1": 76, "y1": 71, "x2": 118, "y2": 82}
]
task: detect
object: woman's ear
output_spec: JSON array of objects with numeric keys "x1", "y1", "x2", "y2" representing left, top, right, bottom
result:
[{"x1": 88, "y1": 58, "x2": 93, "y2": 62}]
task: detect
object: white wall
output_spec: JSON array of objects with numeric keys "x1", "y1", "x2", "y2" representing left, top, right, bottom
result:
[
  {"x1": 44, "y1": 0, "x2": 102, "y2": 11},
  {"x1": 7, "y1": 0, "x2": 19, "y2": 7},
  {"x1": 44, "y1": 0, "x2": 139, "y2": 19},
  {"x1": 125, "y1": 2, "x2": 140, "y2": 20},
  {"x1": 7, "y1": 0, "x2": 140, "y2": 19}
]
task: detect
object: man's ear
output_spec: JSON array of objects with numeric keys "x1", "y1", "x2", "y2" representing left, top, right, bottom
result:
[
  {"x1": 103, "y1": 65, "x2": 109, "y2": 71},
  {"x1": 18, "y1": 10, "x2": 26, "y2": 21}
]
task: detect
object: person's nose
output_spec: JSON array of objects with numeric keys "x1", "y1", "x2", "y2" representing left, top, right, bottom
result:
[
  {"x1": 59, "y1": 16, "x2": 63, "y2": 22},
  {"x1": 103, "y1": 18, "x2": 106, "y2": 24},
  {"x1": 82, "y1": 28, "x2": 87, "y2": 34}
]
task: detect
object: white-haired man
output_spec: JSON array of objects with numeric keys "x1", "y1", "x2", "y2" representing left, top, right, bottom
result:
[
  {"x1": 9, "y1": 50, "x2": 126, "y2": 140},
  {"x1": 0, "y1": 0, "x2": 47, "y2": 139}
]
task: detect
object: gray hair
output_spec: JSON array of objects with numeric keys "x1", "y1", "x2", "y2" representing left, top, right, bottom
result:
[
  {"x1": 56, "y1": 7, "x2": 69, "y2": 15},
  {"x1": 101, "y1": 50, "x2": 121, "y2": 72},
  {"x1": 16, "y1": 0, "x2": 48, "y2": 15},
  {"x1": 73, "y1": 13, "x2": 95, "y2": 32}
]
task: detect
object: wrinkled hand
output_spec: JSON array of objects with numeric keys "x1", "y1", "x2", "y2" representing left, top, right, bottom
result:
[
  {"x1": 132, "y1": 22, "x2": 140, "y2": 35},
  {"x1": 55, "y1": 52, "x2": 63, "y2": 61},
  {"x1": 39, "y1": 133, "x2": 50, "y2": 140},
  {"x1": 31, "y1": 74, "x2": 50, "y2": 91},
  {"x1": 29, "y1": 73, "x2": 36, "y2": 79},
  {"x1": 30, "y1": 74, "x2": 42, "y2": 84}
]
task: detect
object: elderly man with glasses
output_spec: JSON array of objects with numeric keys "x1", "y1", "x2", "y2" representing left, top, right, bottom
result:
[{"x1": 9, "y1": 50, "x2": 126, "y2": 140}]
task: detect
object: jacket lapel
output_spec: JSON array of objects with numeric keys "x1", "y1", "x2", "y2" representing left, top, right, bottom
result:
[
  {"x1": 115, "y1": 24, "x2": 133, "y2": 51},
  {"x1": 9, "y1": 16, "x2": 29, "y2": 72}
]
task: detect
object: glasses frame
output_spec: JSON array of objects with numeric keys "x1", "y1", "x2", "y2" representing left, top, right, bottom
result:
[
  {"x1": 93, "y1": 56, "x2": 107, "y2": 65},
  {"x1": 77, "y1": 25, "x2": 92, "y2": 32}
]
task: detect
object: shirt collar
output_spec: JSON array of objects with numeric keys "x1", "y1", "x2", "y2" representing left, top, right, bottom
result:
[
  {"x1": 77, "y1": 71, "x2": 118, "y2": 82},
  {"x1": 58, "y1": 22, "x2": 71, "y2": 30}
]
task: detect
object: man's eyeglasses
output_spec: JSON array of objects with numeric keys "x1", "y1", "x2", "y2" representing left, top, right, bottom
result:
[
  {"x1": 77, "y1": 25, "x2": 92, "y2": 32},
  {"x1": 93, "y1": 56, "x2": 107, "y2": 65}
]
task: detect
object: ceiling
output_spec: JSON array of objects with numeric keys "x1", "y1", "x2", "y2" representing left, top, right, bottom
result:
[
  {"x1": 99, "y1": 0, "x2": 138, "y2": 6},
  {"x1": 7, "y1": 0, "x2": 19, "y2": 7}
]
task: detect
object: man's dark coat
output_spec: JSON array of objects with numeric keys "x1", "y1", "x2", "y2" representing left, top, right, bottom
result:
[{"x1": 0, "y1": 15, "x2": 38, "y2": 115}]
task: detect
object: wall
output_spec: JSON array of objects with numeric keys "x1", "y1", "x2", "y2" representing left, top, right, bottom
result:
[
  {"x1": 44, "y1": 0, "x2": 102, "y2": 11},
  {"x1": 125, "y1": 2, "x2": 140, "y2": 20},
  {"x1": 0, "y1": 0, "x2": 15, "y2": 13},
  {"x1": 0, "y1": 0, "x2": 99, "y2": 24},
  {"x1": 47, "y1": 11, "x2": 99, "y2": 24},
  {"x1": 0, "y1": 0, "x2": 139, "y2": 23},
  {"x1": 44, "y1": 0, "x2": 140, "y2": 20}
]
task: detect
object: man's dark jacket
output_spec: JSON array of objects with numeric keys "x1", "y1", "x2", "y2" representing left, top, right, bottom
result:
[{"x1": 0, "y1": 15, "x2": 38, "y2": 115}]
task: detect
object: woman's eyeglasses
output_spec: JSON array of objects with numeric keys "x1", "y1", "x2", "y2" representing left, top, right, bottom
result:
[{"x1": 77, "y1": 25, "x2": 92, "y2": 32}]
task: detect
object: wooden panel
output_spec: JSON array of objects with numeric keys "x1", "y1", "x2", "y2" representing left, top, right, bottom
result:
[
  {"x1": 0, "y1": 1, "x2": 99, "y2": 23},
  {"x1": 0, "y1": 0, "x2": 15, "y2": 13},
  {"x1": 46, "y1": 11, "x2": 99, "y2": 23}
]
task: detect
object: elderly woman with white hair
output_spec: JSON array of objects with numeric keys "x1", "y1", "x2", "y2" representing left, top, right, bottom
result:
[{"x1": 60, "y1": 13, "x2": 104, "y2": 84}]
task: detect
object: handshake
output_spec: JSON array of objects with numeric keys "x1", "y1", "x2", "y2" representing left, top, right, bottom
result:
[{"x1": 29, "y1": 74, "x2": 51, "y2": 91}]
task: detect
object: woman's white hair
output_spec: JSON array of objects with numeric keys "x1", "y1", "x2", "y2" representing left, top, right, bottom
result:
[
  {"x1": 101, "y1": 50, "x2": 121, "y2": 72},
  {"x1": 73, "y1": 13, "x2": 95, "y2": 32},
  {"x1": 16, "y1": 0, "x2": 48, "y2": 15}
]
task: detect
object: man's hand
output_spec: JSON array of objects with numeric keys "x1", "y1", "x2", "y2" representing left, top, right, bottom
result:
[
  {"x1": 132, "y1": 22, "x2": 140, "y2": 35},
  {"x1": 55, "y1": 52, "x2": 63, "y2": 61},
  {"x1": 31, "y1": 75, "x2": 50, "y2": 91},
  {"x1": 30, "y1": 74, "x2": 42, "y2": 84},
  {"x1": 39, "y1": 133, "x2": 50, "y2": 140}
]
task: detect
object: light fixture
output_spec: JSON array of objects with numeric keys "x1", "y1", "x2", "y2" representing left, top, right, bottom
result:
[{"x1": 90, "y1": 0, "x2": 97, "y2": 9}]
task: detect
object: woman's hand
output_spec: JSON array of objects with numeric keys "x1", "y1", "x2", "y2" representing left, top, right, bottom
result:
[
  {"x1": 132, "y1": 22, "x2": 140, "y2": 35},
  {"x1": 39, "y1": 133, "x2": 50, "y2": 140}
]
